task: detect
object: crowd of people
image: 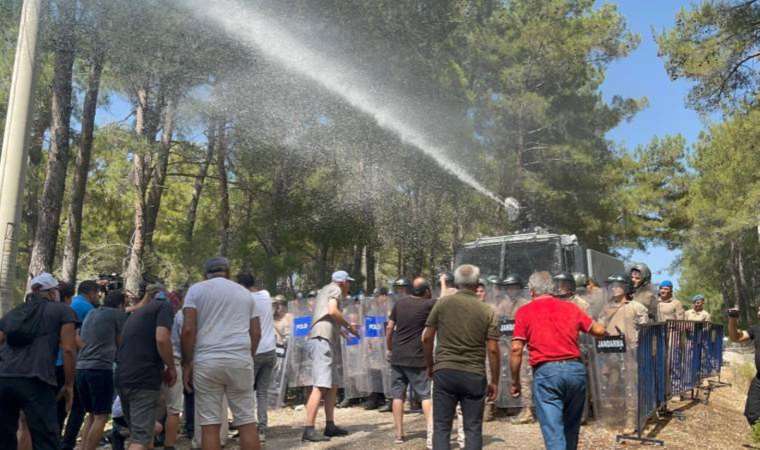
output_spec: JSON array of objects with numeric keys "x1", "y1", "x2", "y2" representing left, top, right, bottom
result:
[{"x1": 0, "y1": 257, "x2": 717, "y2": 450}]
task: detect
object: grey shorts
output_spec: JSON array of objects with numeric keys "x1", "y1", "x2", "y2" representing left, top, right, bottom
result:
[
  {"x1": 309, "y1": 338, "x2": 340, "y2": 389},
  {"x1": 117, "y1": 387, "x2": 161, "y2": 446},
  {"x1": 390, "y1": 365, "x2": 431, "y2": 400}
]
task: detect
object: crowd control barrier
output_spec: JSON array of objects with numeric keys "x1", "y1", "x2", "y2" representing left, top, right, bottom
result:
[{"x1": 616, "y1": 323, "x2": 667, "y2": 445}]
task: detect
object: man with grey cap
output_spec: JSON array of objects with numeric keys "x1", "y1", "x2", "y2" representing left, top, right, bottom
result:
[
  {"x1": 182, "y1": 257, "x2": 262, "y2": 450},
  {"x1": 302, "y1": 270, "x2": 359, "y2": 442}
]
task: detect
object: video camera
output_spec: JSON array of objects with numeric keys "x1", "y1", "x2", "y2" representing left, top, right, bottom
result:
[{"x1": 98, "y1": 273, "x2": 124, "y2": 293}]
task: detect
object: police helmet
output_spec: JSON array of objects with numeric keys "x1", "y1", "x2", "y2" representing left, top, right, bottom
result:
[
  {"x1": 502, "y1": 274, "x2": 523, "y2": 288},
  {"x1": 630, "y1": 263, "x2": 652, "y2": 287},
  {"x1": 573, "y1": 273, "x2": 588, "y2": 289},
  {"x1": 553, "y1": 272, "x2": 576, "y2": 297},
  {"x1": 393, "y1": 278, "x2": 412, "y2": 288}
]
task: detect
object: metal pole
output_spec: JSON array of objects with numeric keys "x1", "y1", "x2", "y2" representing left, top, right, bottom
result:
[{"x1": 0, "y1": 0, "x2": 45, "y2": 315}]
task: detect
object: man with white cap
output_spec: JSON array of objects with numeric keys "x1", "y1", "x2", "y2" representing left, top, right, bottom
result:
[
  {"x1": 0, "y1": 273, "x2": 77, "y2": 450},
  {"x1": 302, "y1": 270, "x2": 359, "y2": 442}
]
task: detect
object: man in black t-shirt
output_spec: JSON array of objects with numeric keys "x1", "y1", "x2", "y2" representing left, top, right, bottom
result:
[
  {"x1": 115, "y1": 292, "x2": 175, "y2": 449},
  {"x1": 728, "y1": 305, "x2": 760, "y2": 426},
  {"x1": 385, "y1": 277, "x2": 435, "y2": 444},
  {"x1": 0, "y1": 273, "x2": 77, "y2": 450}
]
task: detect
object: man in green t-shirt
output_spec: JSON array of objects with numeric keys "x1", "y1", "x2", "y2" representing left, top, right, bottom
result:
[{"x1": 422, "y1": 264, "x2": 500, "y2": 450}]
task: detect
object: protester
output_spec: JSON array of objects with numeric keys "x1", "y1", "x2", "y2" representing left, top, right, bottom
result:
[
  {"x1": 76, "y1": 290, "x2": 127, "y2": 450},
  {"x1": 115, "y1": 289, "x2": 175, "y2": 450},
  {"x1": 162, "y1": 291, "x2": 185, "y2": 450},
  {"x1": 61, "y1": 279, "x2": 101, "y2": 450},
  {"x1": 656, "y1": 280, "x2": 684, "y2": 321},
  {"x1": 685, "y1": 295, "x2": 711, "y2": 321},
  {"x1": 386, "y1": 277, "x2": 435, "y2": 445},
  {"x1": 0, "y1": 273, "x2": 77, "y2": 450},
  {"x1": 237, "y1": 272, "x2": 277, "y2": 442},
  {"x1": 181, "y1": 257, "x2": 261, "y2": 450},
  {"x1": 302, "y1": 270, "x2": 358, "y2": 442},
  {"x1": 511, "y1": 271, "x2": 606, "y2": 450},
  {"x1": 423, "y1": 264, "x2": 500, "y2": 450},
  {"x1": 728, "y1": 305, "x2": 760, "y2": 426},
  {"x1": 54, "y1": 282, "x2": 76, "y2": 432}
]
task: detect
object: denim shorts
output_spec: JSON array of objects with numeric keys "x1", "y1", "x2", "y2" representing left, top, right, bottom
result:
[{"x1": 390, "y1": 365, "x2": 431, "y2": 400}]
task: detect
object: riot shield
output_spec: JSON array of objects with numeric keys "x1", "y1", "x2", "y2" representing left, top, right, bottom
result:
[
  {"x1": 268, "y1": 342, "x2": 288, "y2": 409},
  {"x1": 487, "y1": 288, "x2": 532, "y2": 409},
  {"x1": 286, "y1": 299, "x2": 313, "y2": 388},
  {"x1": 341, "y1": 300, "x2": 369, "y2": 399},
  {"x1": 591, "y1": 338, "x2": 638, "y2": 430},
  {"x1": 362, "y1": 295, "x2": 392, "y2": 396}
]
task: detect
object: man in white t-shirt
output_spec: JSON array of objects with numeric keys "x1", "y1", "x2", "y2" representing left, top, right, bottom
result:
[
  {"x1": 237, "y1": 272, "x2": 277, "y2": 442},
  {"x1": 181, "y1": 257, "x2": 262, "y2": 450}
]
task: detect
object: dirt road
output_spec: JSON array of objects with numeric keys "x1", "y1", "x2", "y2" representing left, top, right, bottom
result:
[{"x1": 171, "y1": 362, "x2": 754, "y2": 449}]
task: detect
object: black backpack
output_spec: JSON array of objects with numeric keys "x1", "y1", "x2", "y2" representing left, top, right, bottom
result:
[{"x1": 2, "y1": 296, "x2": 48, "y2": 347}]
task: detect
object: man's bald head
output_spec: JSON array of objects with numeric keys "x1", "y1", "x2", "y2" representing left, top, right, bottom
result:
[{"x1": 412, "y1": 277, "x2": 431, "y2": 298}]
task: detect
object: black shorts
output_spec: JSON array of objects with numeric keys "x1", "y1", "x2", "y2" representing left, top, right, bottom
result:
[{"x1": 76, "y1": 369, "x2": 114, "y2": 415}]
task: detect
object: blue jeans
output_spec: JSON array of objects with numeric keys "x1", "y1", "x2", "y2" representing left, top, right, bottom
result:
[{"x1": 532, "y1": 360, "x2": 586, "y2": 450}]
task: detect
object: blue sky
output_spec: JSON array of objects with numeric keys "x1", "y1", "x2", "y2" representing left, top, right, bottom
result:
[{"x1": 600, "y1": 0, "x2": 702, "y2": 288}]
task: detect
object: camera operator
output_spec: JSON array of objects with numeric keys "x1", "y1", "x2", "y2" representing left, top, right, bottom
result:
[{"x1": 728, "y1": 306, "x2": 760, "y2": 426}]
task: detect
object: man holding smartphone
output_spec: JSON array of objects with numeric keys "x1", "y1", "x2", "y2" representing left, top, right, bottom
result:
[{"x1": 728, "y1": 305, "x2": 760, "y2": 426}]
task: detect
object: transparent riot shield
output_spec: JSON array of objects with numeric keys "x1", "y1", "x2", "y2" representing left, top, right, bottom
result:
[
  {"x1": 268, "y1": 342, "x2": 288, "y2": 408},
  {"x1": 486, "y1": 287, "x2": 531, "y2": 409},
  {"x1": 287, "y1": 299, "x2": 313, "y2": 388},
  {"x1": 341, "y1": 300, "x2": 369, "y2": 399},
  {"x1": 591, "y1": 339, "x2": 638, "y2": 430},
  {"x1": 362, "y1": 296, "x2": 392, "y2": 396}
]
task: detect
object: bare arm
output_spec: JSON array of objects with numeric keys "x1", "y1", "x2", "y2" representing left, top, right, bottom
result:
[
  {"x1": 676, "y1": 302, "x2": 685, "y2": 321},
  {"x1": 60, "y1": 323, "x2": 77, "y2": 388},
  {"x1": 181, "y1": 308, "x2": 198, "y2": 365},
  {"x1": 249, "y1": 317, "x2": 261, "y2": 359},
  {"x1": 156, "y1": 326, "x2": 174, "y2": 369},
  {"x1": 385, "y1": 319, "x2": 395, "y2": 352},
  {"x1": 509, "y1": 339, "x2": 525, "y2": 395},
  {"x1": 422, "y1": 326, "x2": 436, "y2": 376},
  {"x1": 729, "y1": 316, "x2": 751, "y2": 343},
  {"x1": 487, "y1": 338, "x2": 500, "y2": 387}
]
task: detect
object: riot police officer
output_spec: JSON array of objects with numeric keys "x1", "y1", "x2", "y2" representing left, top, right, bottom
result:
[
  {"x1": 630, "y1": 263, "x2": 657, "y2": 320},
  {"x1": 553, "y1": 272, "x2": 590, "y2": 313}
]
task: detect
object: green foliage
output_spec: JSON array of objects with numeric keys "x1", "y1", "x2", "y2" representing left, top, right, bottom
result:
[{"x1": 658, "y1": 0, "x2": 760, "y2": 111}]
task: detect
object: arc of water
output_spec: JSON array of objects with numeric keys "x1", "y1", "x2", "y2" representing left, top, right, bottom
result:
[{"x1": 182, "y1": 0, "x2": 517, "y2": 214}]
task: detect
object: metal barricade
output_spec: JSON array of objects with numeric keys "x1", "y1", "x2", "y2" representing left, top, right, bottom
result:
[
  {"x1": 700, "y1": 324, "x2": 724, "y2": 379},
  {"x1": 617, "y1": 323, "x2": 667, "y2": 445},
  {"x1": 665, "y1": 320, "x2": 705, "y2": 398}
]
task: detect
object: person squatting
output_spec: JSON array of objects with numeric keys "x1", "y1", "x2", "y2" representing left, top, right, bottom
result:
[{"x1": 0, "y1": 259, "x2": 718, "y2": 450}]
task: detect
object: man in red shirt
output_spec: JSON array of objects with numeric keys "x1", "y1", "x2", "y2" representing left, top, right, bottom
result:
[{"x1": 510, "y1": 272, "x2": 606, "y2": 450}]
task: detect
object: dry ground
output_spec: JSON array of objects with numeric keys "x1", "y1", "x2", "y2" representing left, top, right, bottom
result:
[{"x1": 163, "y1": 352, "x2": 755, "y2": 449}]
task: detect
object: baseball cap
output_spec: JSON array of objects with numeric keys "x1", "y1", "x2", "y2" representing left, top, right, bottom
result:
[
  {"x1": 30, "y1": 272, "x2": 59, "y2": 291},
  {"x1": 660, "y1": 280, "x2": 673, "y2": 289},
  {"x1": 332, "y1": 270, "x2": 354, "y2": 283},
  {"x1": 204, "y1": 257, "x2": 230, "y2": 274}
]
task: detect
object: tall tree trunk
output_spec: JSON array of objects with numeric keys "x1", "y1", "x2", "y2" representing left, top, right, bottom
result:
[
  {"x1": 184, "y1": 122, "x2": 216, "y2": 245},
  {"x1": 216, "y1": 122, "x2": 230, "y2": 256},
  {"x1": 61, "y1": 51, "x2": 105, "y2": 284},
  {"x1": 28, "y1": 1, "x2": 76, "y2": 276},
  {"x1": 125, "y1": 86, "x2": 153, "y2": 294},
  {"x1": 144, "y1": 95, "x2": 177, "y2": 251},
  {"x1": 318, "y1": 243, "x2": 329, "y2": 285}
]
